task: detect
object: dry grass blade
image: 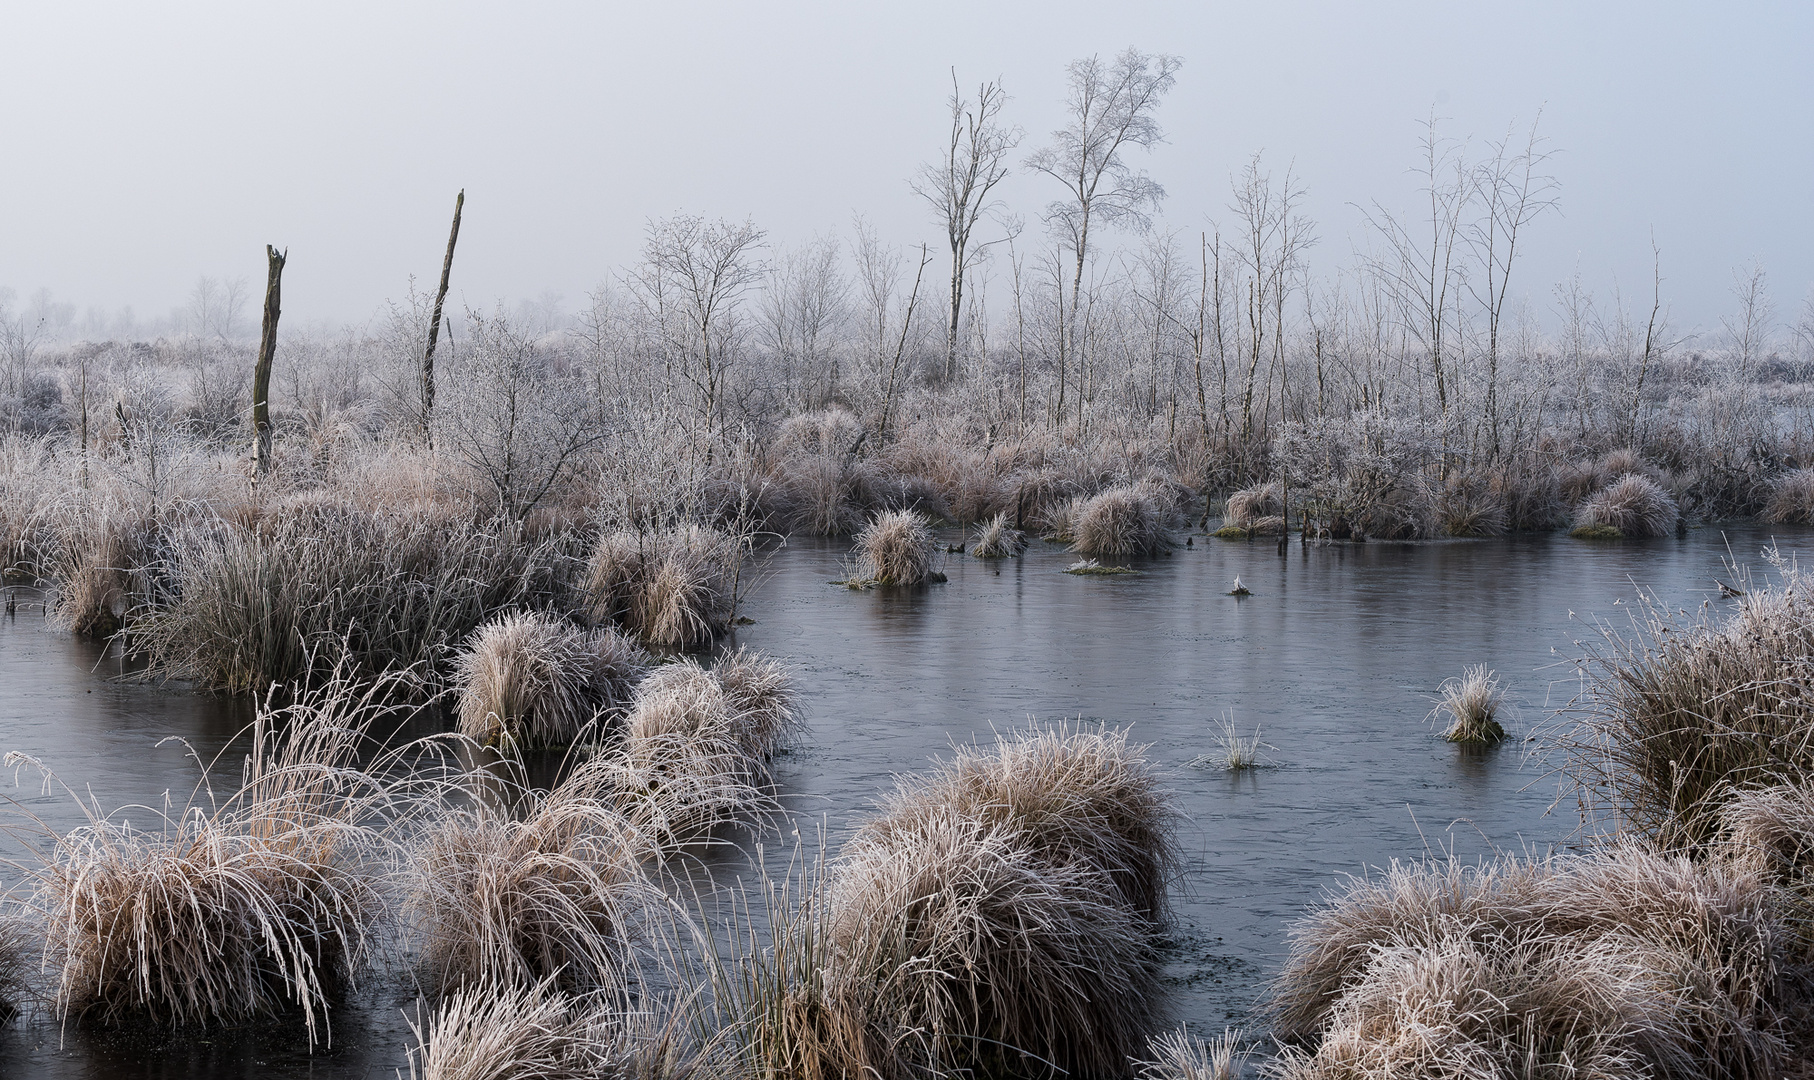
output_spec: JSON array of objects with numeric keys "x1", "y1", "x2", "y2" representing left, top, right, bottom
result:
[
  {"x1": 1137, "y1": 1027, "x2": 1249, "y2": 1080},
  {"x1": 850, "y1": 510, "x2": 939, "y2": 586},
  {"x1": 970, "y1": 512, "x2": 1028, "y2": 558}
]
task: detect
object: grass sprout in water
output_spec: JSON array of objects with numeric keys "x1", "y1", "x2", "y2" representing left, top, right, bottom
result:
[
  {"x1": 1431, "y1": 664, "x2": 1508, "y2": 744},
  {"x1": 1191, "y1": 713, "x2": 1271, "y2": 771}
]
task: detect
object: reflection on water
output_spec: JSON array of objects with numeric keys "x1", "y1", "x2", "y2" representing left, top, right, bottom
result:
[{"x1": 3, "y1": 525, "x2": 1811, "y2": 1076}]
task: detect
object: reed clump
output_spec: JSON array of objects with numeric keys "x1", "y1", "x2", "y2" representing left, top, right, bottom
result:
[
  {"x1": 1571, "y1": 472, "x2": 1678, "y2": 539},
  {"x1": 1559, "y1": 572, "x2": 1814, "y2": 849},
  {"x1": 130, "y1": 506, "x2": 583, "y2": 693},
  {"x1": 1269, "y1": 845, "x2": 1792, "y2": 1080},
  {"x1": 1224, "y1": 483, "x2": 1282, "y2": 529},
  {"x1": 406, "y1": 788, "x2": 664, "y2": 996},
  {"x1": 970, "y1": 512, "x2": 1028, "y2": 558},
  {"x1": 1137, "y1": 1028, "x2": 1249, "y2": 1080},
  {"x1": 5, "y1": 668, "x2": 410, "y2": 1042},
  {"x1": 575, "y1": 652, "x2": 797, "y2": 848},
  {"x1": 749, "y1": 727, "x2": 1175, "y2": 1080},
  {"x1": 848, "y1": 509, "x2": 940, "y2": 586},
  {"x1": 1432, "y1": 664, "x2": 1508, "y2": 744},
  {"x1": 1071, "y1": 484, "x2": 1175, "y2": 557},
  {"x1": 1763, "y1": 467, "x2": 1814, "y2": 525},
  {"x1": 585, "y1": 523, "x2": 746, "y2": 650},
  {"x1": 453, "y1": 611, "x2": 649, "y2": 748}
]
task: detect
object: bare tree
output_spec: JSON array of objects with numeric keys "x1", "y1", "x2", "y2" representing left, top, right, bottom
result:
[
  {"x1": 251, "y1": 246, "x2": 285, "y2": 480},
  {"x1": 1465, "y1": 116, "x2": 1557, "y2": 456},
  {"x1": 1026, "y1": 48, "x2": 1182, "y2": 420},
  {"x1": 422, "y1": 188, "x2": 465, "y2": 444},
  {"x1": 1230, "y1": 155, "x2": 1314, "y2": 453},
  {"x1": 435, "y1": 308, "x2": 602, "y2": 518},
  {"x1": 1362, "y1": 114, "x2": 1469, "y2": 416},
  {"x1": 1723, "y1": 261, "x2": 1775, "y2": 379},
  {"x1": 913, "y1": 71, "x2": 1021, "y2": 382},
  {"x1": 184, "y1": 275, "x2": 250, "y2": 342},
  {"x1": 640, "y1": 215, "x2": 767, "y2": 434},
  {"x1": 760, "y1": 235, "x2": 849, "y2": 408}
]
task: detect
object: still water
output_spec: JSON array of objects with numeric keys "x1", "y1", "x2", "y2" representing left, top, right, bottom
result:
[{"x1": 1, "y1": 524, "x2": 1806, "y2": 1077}]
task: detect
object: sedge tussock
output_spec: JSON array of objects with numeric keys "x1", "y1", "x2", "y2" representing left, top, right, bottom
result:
[
  {"x1": 1224, "y1": 483, "x2": 1282, "y2": 529},
  {"x1": 454, "y1": 611, "x2": 650, "y2": 748},
  {"x1": 1137, "y1": 1027, "x2": 1249, "y2": 1080},
  {"x1": 1269, "y1": 844, "x2": 1790, "y2": 1079},
  {"x1": 4, "y1": 665, "x2": 418, "y2": 1042},
  {"x1": 405, "y1": 791, "x2": 666, "y2": 996},
  {"x1": 570, "y1": 654, "x2": 796, "y2": 848},
  {"x1": 1555, "y1": 569, "x2": 1814, "y2": 848},
  {"x1": 1572, "y1": 473, "x2": 1678, "y2": 539},
  {"x1": 1071, "y1": 484, "x2": 1174, "y2": 557},
  {"x1": 1432, "y1": 665, "x2": 1508, "y2": 744},
  {"x1": 849, "y1": 510, "x2": 939, "y2": 586},
  {"x1": 970, "y1": 512, "x2": 1028, "y2": 558},
  {"x1": 1764, "y1": 467, "x2": 1814, "y2": 525},
  {"x1": 585, "y1": 524, "x2": 746, "y2": 649}
]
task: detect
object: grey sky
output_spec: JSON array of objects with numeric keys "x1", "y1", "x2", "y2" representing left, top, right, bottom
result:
[{"x1": 2, "y1": 1, "x2": 1809, "y2": 336}]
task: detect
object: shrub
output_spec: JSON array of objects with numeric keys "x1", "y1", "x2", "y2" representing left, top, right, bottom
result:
[
  {"x1": 1071, "y1": 484, "x2": 1173, "y2": 557},
  {"x1": 970, "y1": 512, "x2": 1028, "y2": 558},
  {"x1": 1763, "y1": 467, "x2": 1814, "y2": 525},
  {"x1": 1558, "y1": 574, "x2": 1814, "y2": 849},
  {"x1": 1270, "y1": 846, "x2": 1790, "y2": 1079},
  {"x1": 849, "y1": 510, "x2": 939, "y2": 586},
  {"x1": 1432, "y1": 665, "x2": 1507, "y2": 744},
  {"x1": 8, "y1": 668, "x2": 408, "y2": 1042},
  {"x1": 1572, "y1": 473, "x2": 1677, "y2": 538},
  {"x1": 453, "y1": 612, "x2": 649, "y2": 748},
  {"x1": 584, "y1": 524, "x2": 745, "y2": 650}
]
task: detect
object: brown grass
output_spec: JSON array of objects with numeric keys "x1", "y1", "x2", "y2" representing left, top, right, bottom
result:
[
  {"x1": 585, "y1": 524, "x2": 746, "y2": 650},
  {"x1": 1573, "y1": 473, "x2": 1678, "y2": 538},
  {"x1": 849, "y1": 510, "x2": 940, "y2": 586},
  {"x1": 1432, "y1": 665, "x2": 1508, "y2": 744},
  {"x1": 1764, "y1": 468, "x2": 1814, "y2": 525},
  {"x1": 1071, "y1": 484, "x2": 1174, "y2": 557},
  {"x1": 1224, "y1": 483, "x2": 1282, "y2": 528},
  {"x1": 970, "y1": 512, "x2": 1028, "y2": 558},
  {"x1": 1269, "y1": 844, "x2": 1790, "y2": 1079},
  {"x1": 453, "y1": 611, "x2": 649, "y2": 748}
]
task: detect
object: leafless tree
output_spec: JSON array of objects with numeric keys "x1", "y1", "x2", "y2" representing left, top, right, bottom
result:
[
  {"x1": 1723, "y1": 261, "x2": 1775, "y2": 379},
  {"x1": 1465, "y1": 115, "x2": 1557, "y2": 456},
  {"x1": 435, "y1": 308, "x2": 602, "y2": 518},
  {"x1": 913, "y1": 71, "x2": 1021, "y2": 382},
  {"x1": 760, "y1": 235, "x2": 849, "y2": 408},
  {"x1": 184, "y1": 275, "x2": 250, "y2": 343},
  {"x1": 1230, "y1": 154, "x2": 1314, "y2": 454},
  {"x1": 639, "y1": 214, "x2": 767, "y2": 435},
  {"x1": 1026, "y1": 48, "x2": 1182, "y2": 420}
]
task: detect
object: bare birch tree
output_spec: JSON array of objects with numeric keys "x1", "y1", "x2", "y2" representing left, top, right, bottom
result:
[
  {"x1": 913, "y1": 71, "x2": 1021, "y2": 382},
  {"x1": 640, "y1": 214, "x2": 767, "y2": 435},
  {"x1": 1026, "y1": 48, "x2": 1181, "y2": 421}
]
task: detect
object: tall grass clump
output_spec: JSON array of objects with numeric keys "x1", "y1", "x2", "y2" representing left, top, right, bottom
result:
[
  {"x1": 406, "y1": 782, "x2": 667, "y2": 996},
  {"x1": 40, "y1": 484, "x2": 160, "y2": 637},
  {"x1": 1223, "y1": 482, "x2": 1281, "y2": 529},
  {"x1": 1268, "y1": 845, "x2": 1791, "y2": 1079},
  {"x1": 1572, "y1": 472, "x2": 1678, "y2": 539},
  {"x1": 1432, "y1": 664, "x2": 1508, "y2": 744},
  {"x1": 749, "y1": 727, "x2": 1176, "y2": 1079},
  {"x1": 3, "y1": 667, "x2": 414, "y2": 1042},
  {"x1": 1763, "y1": 467, "x2": 1814, "y2": 524},
  {"x1": 849, "y1": 509, "x2": 939, "y2": 586},
  {"x1": 0, "y1": 914, "x2": 31, "y2": 1016},
  {"x1": 130, "y1": 506, "x2": 583, "y2": 693},
  {"x1": 574, "y1": 652, "x2": 797, "y2": 848},
  {"x1": 1558, "y1": 571, "x2": 1814, "y2": 848},
  {"x1": 585, "y1": 523, "x2": 746, "y2": 649},
  {"x1": 1137, "y1": 1028, "x2": 1249, "y2": 1080},
  {"x1": 1071, "y1": 484, "x2": 1174, "y2": 557},
  {"x1": 453, "y1": 611, "x2": 649, "y2": 748},
  {"x1": 970, "y1": 512, "x2": 1028, "y2": 558}
]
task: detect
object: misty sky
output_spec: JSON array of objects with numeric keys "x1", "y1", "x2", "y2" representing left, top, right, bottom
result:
[{"x1": 2, "y1": 1, "x2": 1809, "y2": 337}]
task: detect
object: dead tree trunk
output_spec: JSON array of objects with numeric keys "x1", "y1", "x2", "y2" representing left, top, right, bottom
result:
[
  {"x1": 252, "y1": 244, "x2": 286, "y2": 480},
  {"x1": 422, "y1": 189, "x2": 465, "y2": 443}
]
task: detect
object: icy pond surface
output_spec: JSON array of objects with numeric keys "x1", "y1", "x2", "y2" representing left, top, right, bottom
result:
[{"x1": 2, "y1": 523, "x2": 1809, "y2": 1078}]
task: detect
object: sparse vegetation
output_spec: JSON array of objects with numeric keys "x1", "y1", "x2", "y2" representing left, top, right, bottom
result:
[{"x1": 1432, "y1": 664, "x2": 1508, "y2": 744}]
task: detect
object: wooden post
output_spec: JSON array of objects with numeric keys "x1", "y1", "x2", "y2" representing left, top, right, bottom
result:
[
  {"x1": 422, "y1": 189, "x2": 464, "y2": 444},
  {"x1": 252, "y1": 245, "x2": 286, "y2": 480}
]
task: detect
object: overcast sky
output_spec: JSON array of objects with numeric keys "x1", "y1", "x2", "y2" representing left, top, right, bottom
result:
[{"x1": 2, "y1": 1, "x2": 1808, "y2": 337}]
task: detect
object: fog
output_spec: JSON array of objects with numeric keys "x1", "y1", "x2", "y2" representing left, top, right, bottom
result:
[{"x1": 1, "y1": 0, "x2": 1808, "y2": 335}]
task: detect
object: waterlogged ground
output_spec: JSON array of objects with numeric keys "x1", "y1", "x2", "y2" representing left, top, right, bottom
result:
[{"x1": 2, "y1": 523, "x2": 1812, "y2": 1077}]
